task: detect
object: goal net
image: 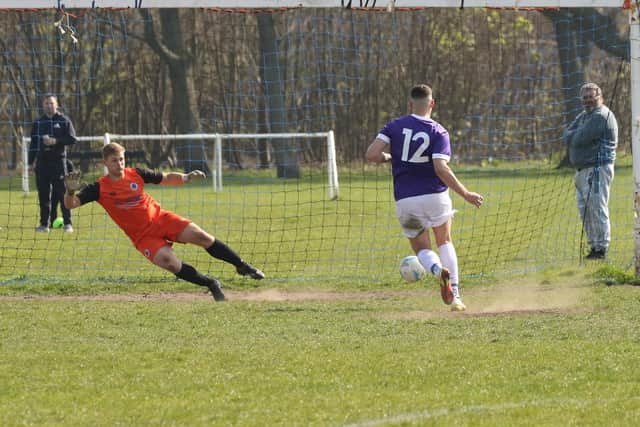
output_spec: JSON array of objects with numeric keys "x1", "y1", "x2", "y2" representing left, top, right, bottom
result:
[{"x1": 0, "y1": 1, "x2": 633, "y2": 286}]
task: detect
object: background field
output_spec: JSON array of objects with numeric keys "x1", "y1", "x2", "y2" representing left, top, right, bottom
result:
[
  {"x1": 0, "y1": 155, "x2": 635, "y2": 287},
  {"x1": 1, "y1": 155, "x2": 638, "y2": 426},
  {"x1": 1, "y1": 159, "x2": 639, "y2": 425}
]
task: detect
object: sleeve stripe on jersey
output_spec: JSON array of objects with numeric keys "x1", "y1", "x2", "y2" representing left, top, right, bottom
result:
[
  {"x1": 376, "y1": 133, "x2": 391, "y2": 144},
  {"x1": 432, "y1": 153, "x2": 451, "y2": 161}
]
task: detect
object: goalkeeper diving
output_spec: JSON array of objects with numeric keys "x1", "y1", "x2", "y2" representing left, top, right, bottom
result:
[{"x1": 64, "y1": 142, "x2": 264, "y2": 301}]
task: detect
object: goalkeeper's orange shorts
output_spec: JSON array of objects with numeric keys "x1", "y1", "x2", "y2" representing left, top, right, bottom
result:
[{"x1": 134, "y1": 210, "x2": 192, "y2": 261}]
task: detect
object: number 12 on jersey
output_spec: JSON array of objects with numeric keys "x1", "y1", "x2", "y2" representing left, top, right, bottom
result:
[{"x1": 401, "y1": 128, "x2": 431, "y2": 163}]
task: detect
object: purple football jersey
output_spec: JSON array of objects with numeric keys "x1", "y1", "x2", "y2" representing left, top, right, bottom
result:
[{"x1": 377, "y1": 114, "x2": 451, "y2": 200}]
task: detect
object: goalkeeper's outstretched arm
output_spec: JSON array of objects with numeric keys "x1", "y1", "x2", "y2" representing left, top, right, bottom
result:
[
  {"x1": 64, "y1": 192, "x2": 81, "y2": 210},
  {"x1": 160, "y1": 170, "x2": 206, "y2": 185}
]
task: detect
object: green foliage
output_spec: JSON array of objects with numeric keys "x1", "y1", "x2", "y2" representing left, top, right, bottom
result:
[{"x1": 593, "y1": 265, "x2": 640, "y2": 286}]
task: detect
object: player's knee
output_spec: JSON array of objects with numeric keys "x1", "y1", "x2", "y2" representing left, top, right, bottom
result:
[
  {"x1": 436, "y1": 238, "x2": 451, "y2": 248},
  {"x1": 200, "y1": 232, "x2": 215, "y2": 247},
  {"x1": 191, "y1": 229, "x2": 214, "y2": 247},
  {"x1": 152, "y1": 252, "x2": 179, "y2": 273},
  {"x1": 158, "y1": 259, "x2": 181, "y2": 274}
]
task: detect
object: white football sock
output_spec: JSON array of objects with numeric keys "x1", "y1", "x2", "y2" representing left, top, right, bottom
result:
[
  {"x1": 438, "y1": 242, "x2": 459, "y2": 284},
  {"x1": 417, "y1": 249, "x2": 442, "y2": 276},
  {"x1": 451, "y1": 284, "x2": 461, "y2": 299}
]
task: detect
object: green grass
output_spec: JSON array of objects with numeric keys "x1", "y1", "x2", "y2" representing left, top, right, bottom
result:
[
  {"x1": 0, "y1": 157, "x2": 636, "y2": 286},
  {"x1": 1, "y1": 266, "x2": 639, "y2": 426},
  {"x1": 1, "y1": 159, "x2": 639, "y2": 424}
]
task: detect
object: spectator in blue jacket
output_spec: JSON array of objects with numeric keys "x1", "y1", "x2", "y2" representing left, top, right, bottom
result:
[
  {"x1": 563, "y1": 83, "x2": 618, "y2": 260},
  {"x1": 29, "y1": 94, "x2": 77, "y2": 233}
]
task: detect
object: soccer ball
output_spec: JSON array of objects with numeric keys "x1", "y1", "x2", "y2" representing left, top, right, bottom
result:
[
  {"x1": 399, "y1": 255, "x2": 426, "y2": 283},
  {"x1": 52, "y1": 217, "x2": 64, "y2": 229}
]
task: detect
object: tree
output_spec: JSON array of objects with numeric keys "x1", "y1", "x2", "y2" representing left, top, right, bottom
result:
[
  {"x1": 257, "y1": 13, "x2": 300, "y2": 178},
  {"x1": 142, "y1": 9, "x2": 209, "y2": 173}
]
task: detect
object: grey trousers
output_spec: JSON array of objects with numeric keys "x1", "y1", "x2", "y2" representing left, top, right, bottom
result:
[{"x1": 575, "y1": 163, "x2": 614, "y2": 251}]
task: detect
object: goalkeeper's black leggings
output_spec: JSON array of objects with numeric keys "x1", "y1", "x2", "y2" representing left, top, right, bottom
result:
[{"x1": 175, "y1": 262, "x2": 214, "y2": 288}]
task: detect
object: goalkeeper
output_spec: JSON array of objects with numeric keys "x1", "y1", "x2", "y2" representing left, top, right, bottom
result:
[{"x1": 63, "y1": 142, "x2": 264, "y2": 301}]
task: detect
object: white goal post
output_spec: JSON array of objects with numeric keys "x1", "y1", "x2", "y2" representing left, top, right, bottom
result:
[{"x1": 21, "y1": 131, "x2": 340, "y2": 200}]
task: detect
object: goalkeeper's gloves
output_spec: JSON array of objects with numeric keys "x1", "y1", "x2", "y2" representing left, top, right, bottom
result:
[
  {"x1": 183, "y1": 170, "x2": 206, "y2": 183},
  {"x1": 64, "y1": 171, "x2": 84, "y2": 195}
]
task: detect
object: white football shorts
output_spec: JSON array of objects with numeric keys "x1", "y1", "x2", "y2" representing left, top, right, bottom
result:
[{"x1": 395, "y1": 191, "x2": 456, "y2": 238}]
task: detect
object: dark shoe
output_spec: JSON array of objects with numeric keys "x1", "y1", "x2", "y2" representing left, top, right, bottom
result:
[
  {"x1": 207, "y1": 279, "x2": 226, "y2": 302},
  {"x1": 236, "y1": 262, "x2": 265, "y2": 280},
  {"x1": 585, "y1": 249, "x2": 606, "y2": 260}
]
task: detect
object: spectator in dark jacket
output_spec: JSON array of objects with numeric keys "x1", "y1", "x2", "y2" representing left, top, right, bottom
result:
[{"x1": 29, "y1": 94, "x2": 77, "y2": 233}]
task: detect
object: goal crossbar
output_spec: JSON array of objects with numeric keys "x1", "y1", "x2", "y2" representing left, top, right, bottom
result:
[
  {"x1": 0, "y1": 0, "x2": 627, "y2": 8},
  {"x1": 21, "y1": 131, "x2": 339, "y2": 200}
]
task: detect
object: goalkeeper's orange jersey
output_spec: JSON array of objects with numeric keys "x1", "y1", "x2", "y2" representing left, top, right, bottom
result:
[{"x1": 78, "y1": 167, "x2": 164, "y2": 243}]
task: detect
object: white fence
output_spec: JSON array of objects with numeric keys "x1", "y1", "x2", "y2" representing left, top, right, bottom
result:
[{"x1": 21, "y1": 131, "x2": 339, "y2": 200}]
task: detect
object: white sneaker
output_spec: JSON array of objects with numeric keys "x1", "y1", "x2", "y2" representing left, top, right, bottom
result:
[
  {"x1": 451, "y1": 298, "x2": 467, "y2": 312},
  {"x1": 35, "y1": 225, "x2": 50, "y2": 233},
  {"x1": 63, "y1": 224, "x2": 74, "y2": 233}
]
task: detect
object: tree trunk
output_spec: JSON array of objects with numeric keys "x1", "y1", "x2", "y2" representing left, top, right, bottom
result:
[
  {"x1": 144, "y1": 9, "x2": 209, "y2": 174},
  {"x1": 544, "y1": 9, "x2": 585, "y2": 168},
  {"x1": 257, "y1": 13, "x2": 299, "y2": 178}
]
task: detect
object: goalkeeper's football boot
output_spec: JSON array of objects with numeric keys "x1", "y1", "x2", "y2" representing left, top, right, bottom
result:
[
  {"x1": 439, "y1": 267, "x2": 454, "y2": 305},
  {"x1": 450, "y1": 297, "x2": 467, "y2": 312},
  {"x1": 207, "y1": 278, "x2": 226, "y2": 302},
  {"x1": 237, "y1": 262, "x2": 265, "y2": 280}
]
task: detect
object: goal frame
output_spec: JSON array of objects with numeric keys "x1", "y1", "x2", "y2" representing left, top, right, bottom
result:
[
  {"x1": 0, "y1": 0, "x2": 627, "y2": 7},
  {"x1": 6, "y1": 0, "x2": 640, "y2": 275}
]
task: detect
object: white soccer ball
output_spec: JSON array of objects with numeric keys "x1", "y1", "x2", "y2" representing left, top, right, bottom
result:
[{"x1": 399, "y1": 255, "x2": 426, "y2": 283}]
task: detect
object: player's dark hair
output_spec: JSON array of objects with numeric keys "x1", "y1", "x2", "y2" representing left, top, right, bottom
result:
[{"x1": 410, "y1": 84, "x2": 433, "y2": 101}]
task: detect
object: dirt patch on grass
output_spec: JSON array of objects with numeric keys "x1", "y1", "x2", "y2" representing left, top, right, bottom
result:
[
  {"x1": 382, "y1": 281, "x2": 591, "y2": 320},
  {"x1": 1, "y1": 289, "x2": 425, "y2": 302},
  {"x1": 468, "y1": 280, "x2": 588, "y2": 314},
  {"x1": 1, "y1": 278, "x2": 591, "y2": 318}
]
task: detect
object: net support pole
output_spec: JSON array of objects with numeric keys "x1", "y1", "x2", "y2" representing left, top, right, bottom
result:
[
  {"x1": 21, "y1": 136, "x2": 29, "y2": 194},
  {"x1": 212, "y1": 134, "x2": 222, "y2": 192},
  {"x1": 326, "y1": 130, "x2": 339, "y2": 200},
  {"x1": 631, "y1": 8, "x2": 640, "y2": 276},
  {"x1": 103, "y1": 133, "x2": 112, "y2": 175}
]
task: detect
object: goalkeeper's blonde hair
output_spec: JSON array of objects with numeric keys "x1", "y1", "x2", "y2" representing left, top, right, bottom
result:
[{"x1": 103, "y1": 142, "x2": 125, "y2": 159}]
